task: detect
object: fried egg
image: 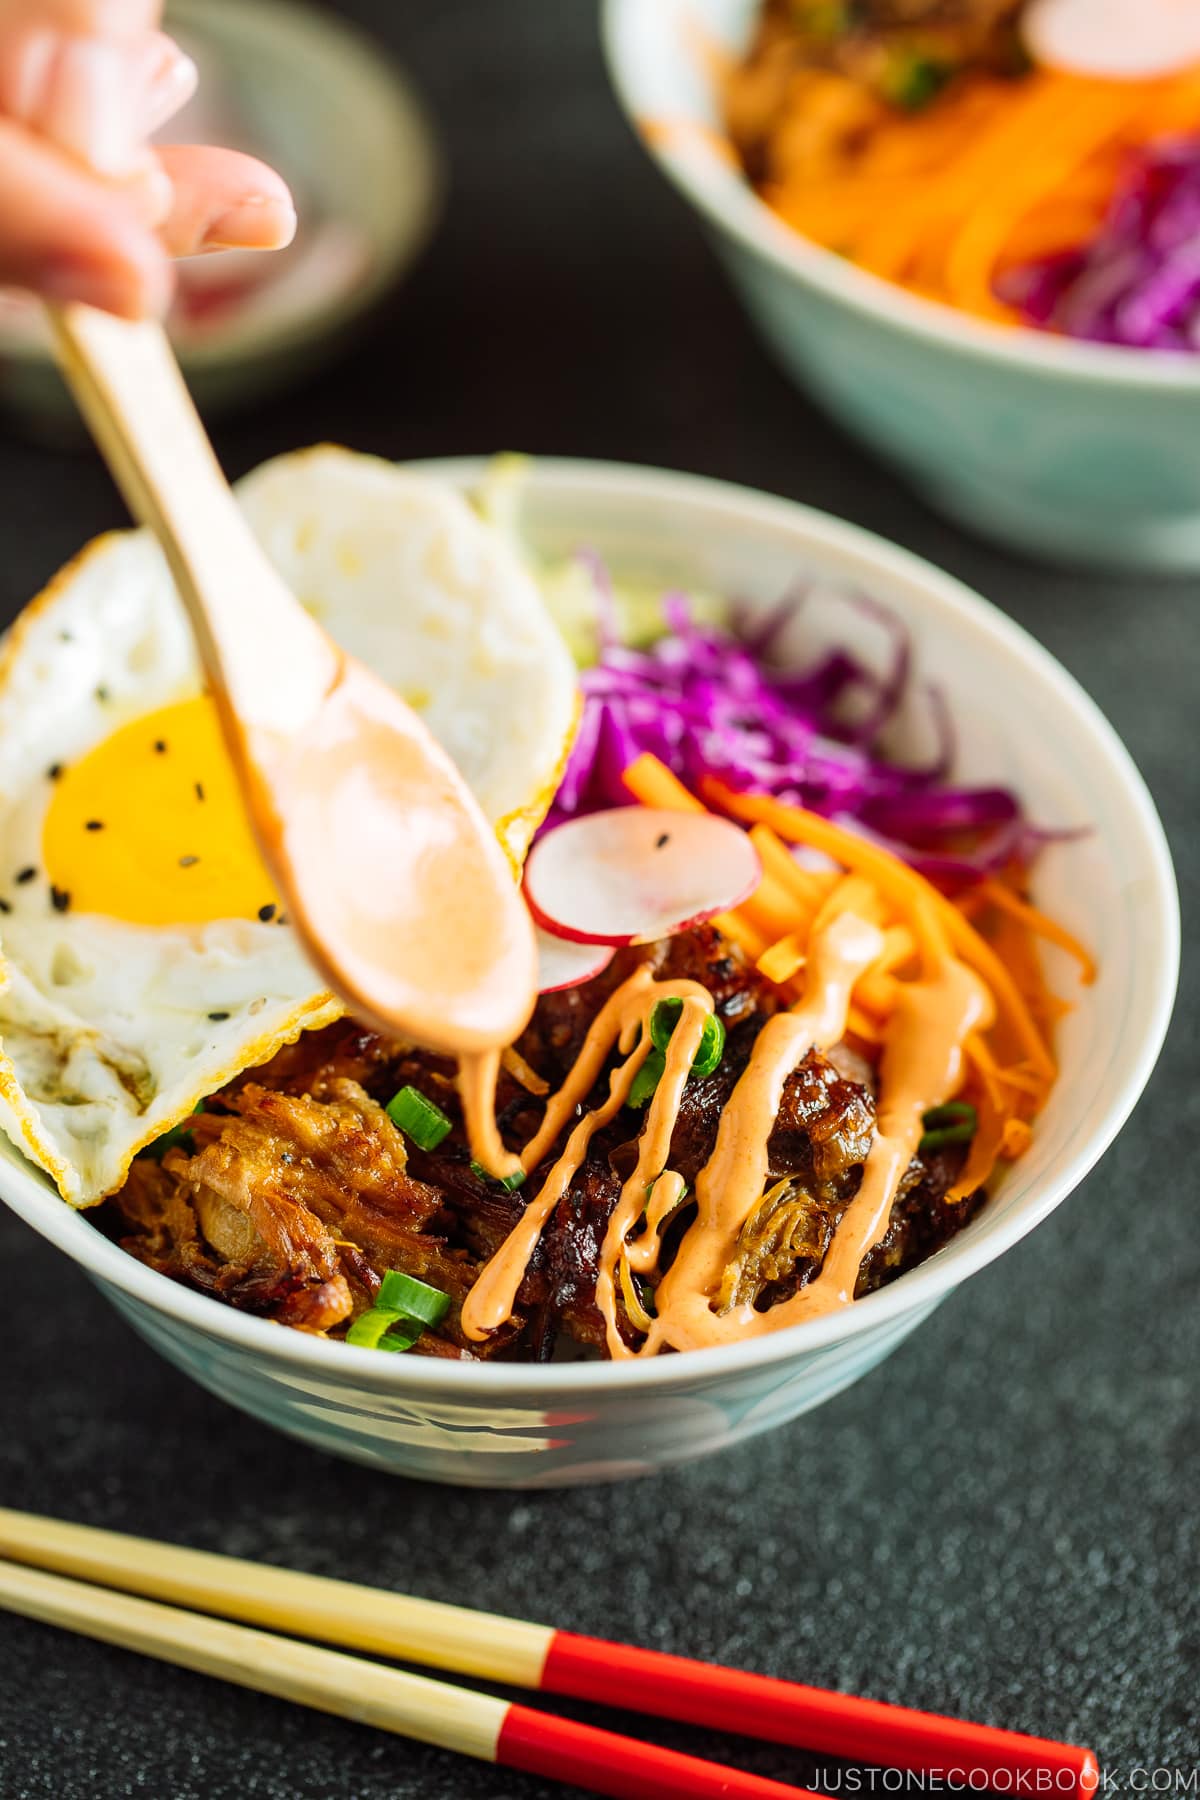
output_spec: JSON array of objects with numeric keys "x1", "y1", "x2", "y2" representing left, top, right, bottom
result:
[{"x1": 0, "y1": 447, "x2": 577, "y2": 1206}]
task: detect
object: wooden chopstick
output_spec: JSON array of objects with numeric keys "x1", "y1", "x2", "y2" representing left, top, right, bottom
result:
[
  {"x1": 0, "y1": 1556, "x2": 817, "y2": 1800},
  {"x1": 0, "y1": 1507, "x2": 1099, "y2": 1798}
]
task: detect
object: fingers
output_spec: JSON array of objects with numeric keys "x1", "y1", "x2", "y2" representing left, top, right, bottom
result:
[
  {"x1": 0, "y1": 9, "x2": 187, "y2": 175},
  {"x1": 156, "y1": 145, "x2": 296, "y2": 256},
  {"x1": 134, "y1": 30, "x2": 196, "y2": 134},
  {"x1": 0, "y1": 25, "x2": 143, "y2": 171},
  {"x1": 0, "y1": 112, "x2": 169, "y2": 315},
  {"x1": 0, "y1": 6, "x2": 292, "y2": 317},
  {"x1": 0, "y1": 3, "x2": 160, "y2": 36}
]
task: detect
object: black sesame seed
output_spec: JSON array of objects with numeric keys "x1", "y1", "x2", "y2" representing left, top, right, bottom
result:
[
  {"x1": 47, "y1": 764, "x2": 63, "y2": 781},
  {"x1": 208, "y1": 1010, "x2": 230, "y2": 1022},
  {"x1": 50, "y1": 886, "x2": 70, "y2": 913},
  {"x1": 154, "y1": 739, "x2": 167, "y2": 754},
  {"x1": 277, "y1": 914, "x2": 288, "y2": 927},
  {"x1": 257, "y1": 903, "x2": 276, "y2": 923},
  {"x1": 178, "y1": 855, "x2": 199, "y2": 869},
  {"x1": 15, "y1": 867, "x2": 35, "y2": 885},
  {"x1": 194, "y1": 782, "x2": 205, "y2": 802},
  {"x1": 0, "y1": 899, "x2": 10, "y2": 913},
  {"x1": 655, "y1": 832, "x2": 671, "y2": 849},
  {"x1": 84, "y1": 820, "x2": 104, "y2": 832}
]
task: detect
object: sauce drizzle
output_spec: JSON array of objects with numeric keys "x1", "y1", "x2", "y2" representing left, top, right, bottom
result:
[
  {"x1": 458, "y1": 968, "x2": 711, "y2": 1341},
  {"x1": 458, "y1": 892, "x2": 1000, "y2": 1355}
]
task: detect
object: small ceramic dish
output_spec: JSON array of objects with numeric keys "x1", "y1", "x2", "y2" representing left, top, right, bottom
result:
[
  {"x1": 0, "y1": 457, "x2": 1178, "y2": 1487},
  {"x1": 0, "y1": 0, "x2": 440, "y2": 428},
  {"x1": 603, "y1": 0, "x2": 1200, "y2": 572}
]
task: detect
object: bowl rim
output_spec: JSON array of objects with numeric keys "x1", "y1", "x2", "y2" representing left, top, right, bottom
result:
[
  {"x1": 600, "y1": 0, "x2": 1200, "y2": 393},
  {"x1": 0, "y1": 455, "x2": 1180, "y2": 1398}
]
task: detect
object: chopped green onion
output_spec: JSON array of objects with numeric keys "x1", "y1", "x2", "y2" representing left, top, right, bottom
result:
[
  {"x1": 143, "y1": 1101, "x2": 204, "y2": 1160},
  {"x1": 470, "y1": 1159, "x2": 526, "y2": 1191},
  {"x1": 789, "y1": 0, "x2": 848, "y2": 39},
  {"x1": 691, "y1": 1013, "x2": 726, "y2": 1079},
  {"x1": 884, "y1": 52, "x2": 953, "y2": 113},
  {"x1": 644, "y1": 1173, "x2": 690, "y2": 1207},
  {"x1": 627, "y1": 1047, "x2": 666, "y2": 1109},
  {"x1": 649, "y1": 996, "x2": 684, "y2": 1052},
  {"x1": 922, "y1": 1101, "x2": 977, "y2": 1130},
  {"x1": 386, "y1": 1085, "x2": 452, "y2": 1151},
  {"x1": 919, "y1": 1125, "x2": 975, "y2": 1153},
  {"x1": 345, "y1": 1307, "x2": 419, "y2": 1351},
  {"x1": 919, "y1": 1100, "x2": 977, "y2": 1155},
  {"x1": 377, "y1": 1270, "x2": 451, "y2": 1327},
  {"x1": 648, "y1": 999, "x2": 726, "y2": 1079}
]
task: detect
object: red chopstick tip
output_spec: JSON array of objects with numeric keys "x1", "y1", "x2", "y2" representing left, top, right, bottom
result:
[{"x1": 497, "y1": 1701, "x2": 818, "y2": 1800}]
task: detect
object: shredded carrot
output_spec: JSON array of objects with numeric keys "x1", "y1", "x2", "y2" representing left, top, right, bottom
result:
[
  {"x1": 977, "y1": 879, "x2": 1097, "y2": 984},
  {"x1": 947, "y1": 1091, "x2": 1009, "y2": 1204},
  {"x1": 718, "y1": 51, "x2": 1200, "y2": 325},
  {"x1": 748, "y1": 823, "x2": 832, "y2": 909},
  {"x1": 937, "y1": 904, "x2": 1056, "y2": 1084},
  {"x1": 813, "y1": 873, "x2": 888, "y2": 933},
  {"x1": 1000, "y1": 1118, "x2": 1034, "y2": 1160},
  {"x1": 854, "y1": 970, "x2": 899, "y2": 1019},
  {"x1": 740, "y1": 872, "x2": 812, "y2": 943},
  {"x1": 621, "y1": 755, "x2": 1086, "y2": 1207},
  {"x1": 965, "y1": 1034, "x2": 1008, "y2": 1114},
  {"x1": 703, "y1": 779, "x2": 950, "y2": 970},
  {"x1": 877, "y1": 924, "x2": 917, "y2": 976},
  {"x1": 953, "y1": 889, "x2": 990, "y2": 922},
  {"x1": 757, "y1": 932, "x2": 806, "y2": 986},
  {"x1": 501, "y1": 1045, "x2": 550, "y2": 1098},
  {"x1": 622, "y1": 752, "x2": 705, "y2": 814},
  {"x1": 847, "y1": 1004, "x2": 883, "y2": 1045},
  {"x1": 712, "y1": 908, "x2": 770, "y2": 963}
]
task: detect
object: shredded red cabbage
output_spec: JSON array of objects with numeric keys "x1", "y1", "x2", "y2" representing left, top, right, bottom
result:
[
  {"x1": 996, "y1": 135, "x2": 1200, "y2": 350},
  {"x1": 545, "y1": 565, "x2": 1050, "y2": 885}
]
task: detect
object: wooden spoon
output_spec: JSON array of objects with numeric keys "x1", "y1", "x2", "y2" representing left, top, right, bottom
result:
[{"x1": 49, "y1": 303, "x2": 537, "y2": 1059}]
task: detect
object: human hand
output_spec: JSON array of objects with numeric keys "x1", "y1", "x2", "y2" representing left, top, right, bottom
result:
[{"x1": 0, "y1": 0, "x2": 296, "y2": 318}]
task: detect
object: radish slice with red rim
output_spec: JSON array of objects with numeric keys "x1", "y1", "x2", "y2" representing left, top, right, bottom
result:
[
  {"x1": 524, "y1": 807, "x2": 761, "y2": 947},
  {"x1": 1023, "y1": 0, "x2": 1200, "y2": 78},
  {"x1": 536, "y1": 928, "x2": 615, "y2": 993}
]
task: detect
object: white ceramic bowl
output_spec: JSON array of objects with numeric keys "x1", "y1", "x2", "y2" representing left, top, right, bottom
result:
[
  {"x1": 0, "y1": 458, "x2": 1178, "y2": 1488},
  {"x1": 603, "y1": 0, "x2": 1200, "y2": 573}
]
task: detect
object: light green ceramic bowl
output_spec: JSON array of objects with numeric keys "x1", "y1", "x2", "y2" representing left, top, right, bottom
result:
[{"x1": 603, "y1": 0, "x2": 1200, "y2": 573}]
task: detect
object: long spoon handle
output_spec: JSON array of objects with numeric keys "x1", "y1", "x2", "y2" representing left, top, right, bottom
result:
[{"x1": 48, "y1": 302, "x2": 335, "y2": 735}]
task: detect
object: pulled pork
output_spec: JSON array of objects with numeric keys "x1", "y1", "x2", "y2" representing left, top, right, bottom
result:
[
  {"x1": 101, "y1": 924, "x2": 983, "y2": 1360},
  {"x1": 726, "y1": 0, "x2": 1027, "y2": 186}
]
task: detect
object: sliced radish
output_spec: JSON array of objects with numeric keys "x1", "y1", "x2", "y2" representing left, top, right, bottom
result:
[
  {"x1": 1024, "y1": 0, "x2": 1200, "y2": 79},
  {"x1": 536, "y1": 927, "x2": 615, "y2": 993},
  {"x1": 524, "y1": 807, "x2": 761, "y2": 948}
]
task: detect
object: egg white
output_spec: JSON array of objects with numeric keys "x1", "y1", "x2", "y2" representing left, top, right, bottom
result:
[{"x1": 0, "y1": 449, "x2": 577, "y2": 1206}]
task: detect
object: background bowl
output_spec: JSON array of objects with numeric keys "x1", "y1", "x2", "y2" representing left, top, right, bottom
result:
[
  {"x1": 0, "y1": 458, "x2": 1178, "y2": 1488},
  {"x1": 0, "y1": 0, "x2": 440, "y2": 432},
  {"x1": 603, "y1": 0, "x2": 1200, "y2": 574}
]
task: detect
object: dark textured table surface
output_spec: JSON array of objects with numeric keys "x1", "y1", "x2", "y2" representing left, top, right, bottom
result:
[{"x1": 0, "y1": 4, "x2": 1196, "y2": 1796}]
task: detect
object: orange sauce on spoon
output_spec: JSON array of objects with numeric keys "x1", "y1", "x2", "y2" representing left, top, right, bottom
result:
[{"x1": 242, "y1": 656, "x2": 538, "y2": 1064}]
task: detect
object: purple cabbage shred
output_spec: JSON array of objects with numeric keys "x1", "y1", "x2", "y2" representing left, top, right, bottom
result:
[
  {"x1": 995, "y1": 135, "x2": 1200, "y2": 350},
  {"x1": 544, "y1": 570, "x2": 1049, "y2": 885}
]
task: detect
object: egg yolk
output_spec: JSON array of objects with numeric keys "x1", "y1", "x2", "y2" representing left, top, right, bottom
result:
[{"x1": 43, "y1": 696, "x2": 280, "y2": 926}]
